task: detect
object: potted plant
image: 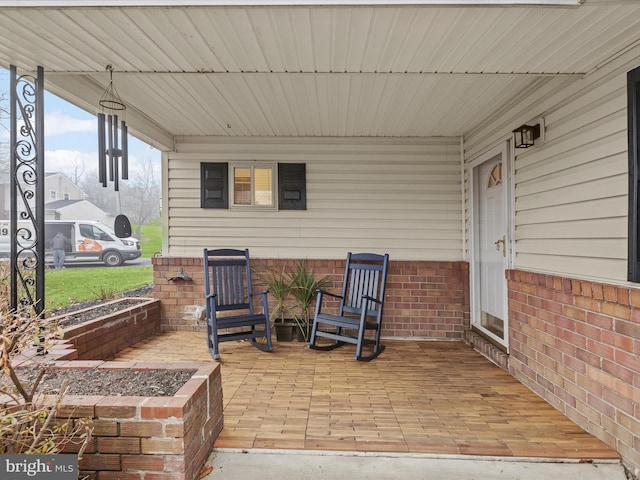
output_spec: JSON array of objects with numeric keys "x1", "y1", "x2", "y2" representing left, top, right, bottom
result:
[
  {"x1": 260, "y1": 266, "x2": 296, "y2": 341},
  {"x1": 288, "y1": 260, "x2": 332, "y2": 342}
]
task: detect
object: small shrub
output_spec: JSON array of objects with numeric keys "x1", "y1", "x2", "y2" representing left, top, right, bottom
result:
[
  {"x1": 93, "y1": 286, "x2": 116, "y2": 301},
  {"x1": 259, "y1": 266, "x2": 293, "y2": 324},
  {"x1": 0, "y1": 278, "x2": 93, "y2": 455},
  {"x1": 288, "y1": 261, "x2": 332, "y2": 342}
]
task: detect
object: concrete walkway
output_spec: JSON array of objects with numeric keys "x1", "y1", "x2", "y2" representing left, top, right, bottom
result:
[{"x1": 202, "y1": 450, "x2": 627, "y2": 480}]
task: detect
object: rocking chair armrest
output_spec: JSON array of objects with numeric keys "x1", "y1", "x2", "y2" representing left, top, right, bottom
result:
[
  {"x1": 317, "y1": 290, "x2": 343, "y2": 300},
  {"x1": 361, "y1": 294, "x2": 382, "y2": 305},
  {"x1": 250, "y1": 290, "x2": 270, "y2": 312}
]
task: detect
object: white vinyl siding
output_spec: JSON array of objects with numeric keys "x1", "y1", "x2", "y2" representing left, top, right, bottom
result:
[
  {"x1": 465, "y1": 48, "x2": 640, "y2": 283},
  {"x1": 165, "y1": 137, "x2": 462, "y2": 261}
]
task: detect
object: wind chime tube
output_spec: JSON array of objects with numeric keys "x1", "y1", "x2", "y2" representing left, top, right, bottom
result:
[
  {"x1": 107, "y1": 114, "x2": 114, "y2": 181},
  {"x1": 113, "y1": 114, "x2": 119, "y2": 191},
  {"x1": 98, "y1": 113, "x2": 107, "y2": 187},
  {"x1": 121, "y1": 120, "x2": 128, "y2": 180}
]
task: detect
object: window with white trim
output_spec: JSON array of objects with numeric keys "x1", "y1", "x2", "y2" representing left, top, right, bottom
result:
[
  {"x1": 201, "y1": 162, "x2": 306, "y2": 210},
  {"x1": 230, "y1": 164, "x2": 276, "y2": 208}
]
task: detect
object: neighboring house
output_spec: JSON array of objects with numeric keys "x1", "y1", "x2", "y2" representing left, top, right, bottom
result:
[
  {"x1": 0, "y1": 171, "x2": 96, "y2": 220},
  {"x1": 44, "y1": 171, "x2": 86, "y2": 203},
  {"x1": 43, "y1": 173, "x2": 113, "y2": 223},
  {"x1": 0, "y1": 172, "x2": 8, "y2": 220},
  {"x1": 0, "y1": 141, "x2": 9, "y2": 219},
  {"x1": 1, "y1": 1, "x2": 640, "y2": 475},
  {"x1": 45, "y1": 198, "x2": 113, "y2": 225}
]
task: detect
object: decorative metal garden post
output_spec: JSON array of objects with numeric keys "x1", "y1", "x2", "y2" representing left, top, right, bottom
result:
[{"x1": 9, "y1": 65, "x2": 45, "y2": 316}]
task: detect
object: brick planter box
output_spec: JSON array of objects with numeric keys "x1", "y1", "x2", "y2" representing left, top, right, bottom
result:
[
  {"x1": 48, "y1": 297, "x2": 161, "y2": 361},
  {"x1": 52, "y1": 361, "x2": 223, "y2": 480},
  {"x1": 22, "y1": 298, "x2": 225, "y2": 480}
]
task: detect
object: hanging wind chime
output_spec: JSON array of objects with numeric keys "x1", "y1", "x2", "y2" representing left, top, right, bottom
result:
[
  {"x1": 98, "y1": 65, "x2": 132, "y2": 238},
  {"x1": 98, "y1": 65, "x2": 128, "y2": 191}
]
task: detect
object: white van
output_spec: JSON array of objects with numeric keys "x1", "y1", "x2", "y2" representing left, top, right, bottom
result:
[{"x1": 0, "y1": 220, "x2": 142, "y2": 267}]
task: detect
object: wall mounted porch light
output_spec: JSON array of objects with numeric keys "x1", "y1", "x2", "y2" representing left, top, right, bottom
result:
[
  {"x1": 512, "y1": 123, "x2": 541, "y2": 149},
  {"x1": 98, "y1": 65, "x2": 128, "y2": 191}
]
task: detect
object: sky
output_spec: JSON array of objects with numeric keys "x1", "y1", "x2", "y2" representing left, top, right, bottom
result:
[{"x1": 0, "y1": 67, "x2": 161, "y2": 184}]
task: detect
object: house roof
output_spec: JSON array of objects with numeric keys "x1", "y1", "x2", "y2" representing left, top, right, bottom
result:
[
  {"x1": 46, "y1": 199, "x2": 83, "y2": 209},
  {"x1": 0, "y1": 1, "x2": 639, "y2": 149}
]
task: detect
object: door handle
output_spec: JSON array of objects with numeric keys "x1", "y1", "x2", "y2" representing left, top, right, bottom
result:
[{"x1": 494, "y1": 235, "x2": 506, "y2": 257}]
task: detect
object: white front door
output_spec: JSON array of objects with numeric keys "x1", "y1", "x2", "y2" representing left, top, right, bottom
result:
[{"x1": 471, "y1": 144, "x2": 510, "y2": 348}]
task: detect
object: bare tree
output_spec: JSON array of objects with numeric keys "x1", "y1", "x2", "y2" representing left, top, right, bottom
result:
[
  {"x1": 0, "y1": 69, "x2": 7, "y2": 134},
  {"x1": 0, "y1": 69, "x2": 9, "y2": 174},
  {"x1": 78, "y1": 172, "x2": 119, "y2": 213},
  {"x1": 68, "y1": 152, "x2": 86, "y2": 184},
  {"x1": 119, "y1": 156, "x2": 160, "y2": 237},
  {"x1": 0, "y1": 71, "x2": 10, "y2": 220}
]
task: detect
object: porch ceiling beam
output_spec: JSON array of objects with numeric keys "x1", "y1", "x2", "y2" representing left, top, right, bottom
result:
[
  {"x1": 44, "y1": 70, "x2": 585, "y2": 77},
  {"x1": 45, "y1": 73, "x2": 174, "y2": 151},
  {"x1": 0, "y1": 1, "x2": 585, "y2": 6}
]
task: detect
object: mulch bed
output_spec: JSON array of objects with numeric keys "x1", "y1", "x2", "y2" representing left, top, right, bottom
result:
[
  {"x1": 14, "y1": 367, "x2": 195, "y2": 397},
  {"x1": 50, "y1": 285, "x2": 154, "y2": 327}
]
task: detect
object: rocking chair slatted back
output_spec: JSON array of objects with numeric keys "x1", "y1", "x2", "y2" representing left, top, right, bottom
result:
[
  {"x1": 343, "y1": 264, "x2": 382, "y2": 317},
  {"x1": 208, "y1": 257, "x2": 250, "y2": 311}
]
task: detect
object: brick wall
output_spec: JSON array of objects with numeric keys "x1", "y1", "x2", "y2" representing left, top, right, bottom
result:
[
  {"x1": 152, "y1": 256, "x2": 470, "y2": 340},
  {"x1": 53, "y1": 361, "x2": 223, "y2": 480},
  {"x1": 51, "y1": 298, "x2": 161, "y2": 360},
  {"x1": 507, "y1": 269, "x2": 640, "y2": 476}
]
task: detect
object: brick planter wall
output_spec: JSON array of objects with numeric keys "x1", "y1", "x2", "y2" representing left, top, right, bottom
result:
[
  {"x1": 507, "y1": 269, "x2": 640, "y2": 475},
  {"x1": 49, "y1": 298, "x2": 161, "y2": 360},
  {"x1": 152, "y1": 256, "x2": 470, "y2": 340},
  {"x1": 6, "y1": 296, "x2": 225, "y2": 480},
  {"x1": 52, "y1": 361, "x2": 223, "y2": 480}
]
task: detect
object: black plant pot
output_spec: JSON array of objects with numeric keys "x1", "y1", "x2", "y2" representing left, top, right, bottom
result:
[
  {"x1": 274, "y1": 319, "x2": 295, "y2": 341},
  {"x1": 274, "y1": 319, "x2": 308, "y2": 342}
]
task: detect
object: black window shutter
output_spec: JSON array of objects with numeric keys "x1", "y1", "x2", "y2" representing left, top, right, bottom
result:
[
  {"x1": 627, "y1": 65, "x2": 640, "y2": 282},
  {"x1": 278, "y1": 163, "x2": 306, "y2": 210},
  {"x1": 201, "y1": 162, "x2": 228, "y2": 209}
]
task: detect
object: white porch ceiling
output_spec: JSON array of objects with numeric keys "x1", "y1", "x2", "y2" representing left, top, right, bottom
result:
[{"x1": 0, "y1": 1, "x2": 639, "y2": 149}]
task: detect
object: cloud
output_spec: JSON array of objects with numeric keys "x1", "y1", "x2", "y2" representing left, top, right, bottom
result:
[
  {"x1": 45, "y1": 149, "x2": 96, "y2": 175},
  {"x1": 45, "y1": 110, "x2": 95, "y2": 137},
  {"x1": 45, "y1": 148, "x2": 161, "y2": 182},
  {"x1": 0, "y1": 112, "x2": 93, "y2": 143}
]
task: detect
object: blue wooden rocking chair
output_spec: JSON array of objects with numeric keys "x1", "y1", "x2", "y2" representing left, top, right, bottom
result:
[
  {"x1": 203, "y1": 248, "x2": 273, "y2": 360},
  {"x1": 308, "y1": 252, "x2": 389, "y2": 361}
]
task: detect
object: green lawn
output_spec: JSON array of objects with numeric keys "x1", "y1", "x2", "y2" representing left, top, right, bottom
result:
[
  {"x1": 45, "y1": 266, "x2": 153, "y2": 311},
  {"x1": 134, "y1": 220, "x2": 162, "y2": 258},
  {"x1": 12, "y1": 220, "x2": 161, "y2": 311}
]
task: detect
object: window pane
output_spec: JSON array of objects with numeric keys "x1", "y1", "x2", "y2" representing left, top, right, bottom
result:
[
  {"x1": 254, "y1": 168, "x2": 273, "y2": 206},
  {"x1": 234, "y1": 167, "x2": 251, "y2": 205}
]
